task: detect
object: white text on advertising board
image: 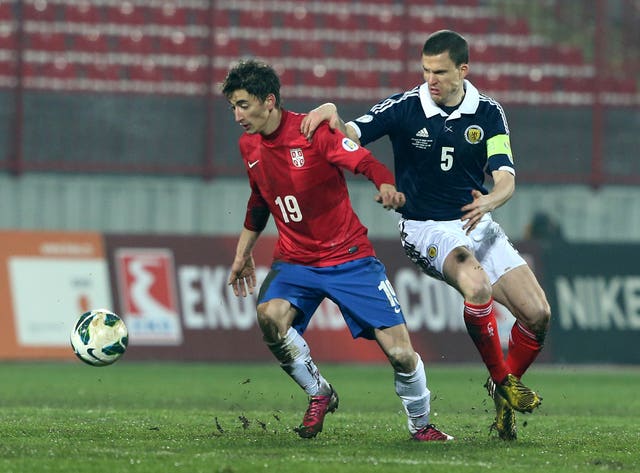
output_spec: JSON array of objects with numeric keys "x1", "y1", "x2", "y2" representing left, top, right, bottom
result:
[
  {"x1": 556, "y1": 276, "x2": 640, "y2": 330},
  {"x1": 177, "y1": 265, "x2": 484, "y2": 333}
]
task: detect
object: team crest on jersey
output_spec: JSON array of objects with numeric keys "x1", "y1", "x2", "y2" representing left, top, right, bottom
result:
[
  {"x1": 427, "y1": 244, "x2": 438, "y2": 260},
  {"x1": 464, "y1": 125, "x2": 484, "y2": 144},
  {"x1": 290, "y1": 148, "x2": 305, "y2": 167}
]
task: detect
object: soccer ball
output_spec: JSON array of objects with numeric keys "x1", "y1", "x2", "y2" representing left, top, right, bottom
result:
[{"x1": 70, "y1": 309, "x2": 128, "y2": 366}]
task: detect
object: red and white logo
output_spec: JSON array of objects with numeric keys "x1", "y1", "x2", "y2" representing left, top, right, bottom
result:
[
  {"x1": 290, "y1": 148, "x2": 305, "y2": 167},
  {"x1": 116, "y1": 248, "x2": 182, "y2": 345}
]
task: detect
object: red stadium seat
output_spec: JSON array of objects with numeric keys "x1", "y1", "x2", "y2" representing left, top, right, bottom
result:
[
  {"x1": 0, "y1": 28, "x2": 16, "y2": 50},
  {"x1": 104, "y1": 3, "x2": 147, "y2": 25},
  {"x1": 211, "y1": 10, "x2": 231, "y2": 28},
  {"x1": 609, "y1": 78, "x2": 637, "y2": 94},
  {"x1": 64, "y1": 2, "x2": 102, "y2": 23},
  {"x1": 85, "y1": 62, "x2": 122, "y2": 81},
  {"x1": 489, "y1": 45, "x2": 517, "y2": 63},
  {"x1": 282, "y1": 8, "x2": 318, "y2": 29},
  {"x1": 376, "y1": 36, "x2": 403, "y2": 60},
  {"x1": 117, "y1": 32, "x2": 155, "y2": 55},
  {"x1": 0, "y1": 2, "x2": 14, "y2": 21},
  {"x1": 409, "y1": 14, "x2": 448, "y2": 33},
  {"x1": 42, "y1": 60, "x2": 77, "y2": 80},
  {"x1": 128, "y1": 62, "x2": 165, "y2": 82},
  {"x1": 157, "y1": 33, "x2": 204, "y2": 55},
  {"x1": 276, "y1": 66, "x2": 296, "y2": 87},
  {"x1": 344, "y1": 69, "x2": 379, "y2": 88},
  {"x1": 187, "y1": 8, "x2": 209, "y2": 27},
  {"x1": 332, "y1": 10, "x2": 360, "y2": 30},
  {"x1": 172, "y1": 62, "x2": 207, "y2": 84},
  {"x1": 446, "y1": 0, "x2": 480, "y2": 5},
  {"x1": 72, "y1": 31, "x2": 111, "y2": 53},
  {"x1": 500, "y1": 17, "x2": 530, "y2": 36},
  {"x1": 23, "y1": 0, "x2": 59, "y2": 22},
  {"x1": 212, "y1": 66, "x2": 228, "y2": 84},
  {"x1": 237, "y1": 9, "x2": 274, "y2": 28},
  {"x1": 552, "y1": 44, "x2": 585, "y2": 66},
  {"x1": 544, "y1": 76, "x2": 563, "y2": 93},
  {"x1": 470, "y1": 43, "x2": 498, "y2": 63},
  {"x1": 366, "y1": 9, "x2": 401, "y2": 31},
  {"x1": 453, "y1": 17, "x2": 490, "y2": 35},
  {"x1": 151, "y1": 4, "x2": 190, "y2": 26},
  {"x1": 515, "y1": 45, "x2": 543, "y2": 64},
  {"x1": 299, "y1": 68, "x2": 339, "y2": 87},
  {"x1": 27, "y1": 31, "x2": 67, "y2": 51},
  {"x1": 287, "y1": 39, "x2": 325, "y2": 58},
  {"x1": 213, "y1": 32, "x2": 239, "y2": 57},
  {"x1": 20, "y1": 61, "x2": 41, "y2": 78},
  {"x1": 0, "y1": 59, "x2": 15, "y2": 76},
  {"x1": 385, "y1": 70, "x2": 416, "y2": 90},
  {"x1": 331, "y1": 41, "x2": 375, "y2": 60},
  {"x1": 241, "y1": 37, "x2": 284, "y2": 59}
]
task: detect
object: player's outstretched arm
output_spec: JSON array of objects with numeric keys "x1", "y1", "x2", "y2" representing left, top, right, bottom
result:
[
  {"x1": 228, "y1": 228, "x2": 260, "y2": 297},
  {"x1": 375, "y1": 183, "x2": 406, "y2": 210}
]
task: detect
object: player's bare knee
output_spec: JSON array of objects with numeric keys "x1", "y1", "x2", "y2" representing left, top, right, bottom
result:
[
  {"x1": 463, "y1": 279, "x2": 492, "y2": 304},
  {"x1": 520, "y1": 301, "x2": 551, "y2": 341},
  {"x1": 388, "y1": 347, "x2": 417, "y2": 373},
  {"x1": 257, "y1": 301, "x2": 289, "y2": 342},
  {"x1": 532, "y1": 303, "x2": 551, "y2": 338}
]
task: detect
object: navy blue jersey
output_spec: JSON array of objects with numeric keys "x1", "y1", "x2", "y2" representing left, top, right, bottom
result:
[{"x1": 347, "y1": 80, "x2": 515, "y2": 221}]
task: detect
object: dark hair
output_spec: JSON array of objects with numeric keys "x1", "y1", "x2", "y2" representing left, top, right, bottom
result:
[
  {"x1": 221, "y1": 59, "x2": 281, "y2": 107},
  {"x1": 422, "y1": 30, "x2": 469, "y2": 66}
]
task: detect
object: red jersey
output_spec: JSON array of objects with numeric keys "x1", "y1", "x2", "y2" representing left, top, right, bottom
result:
[{"x1": 239, "y1": 109, "x2": 396, "y2": 267}]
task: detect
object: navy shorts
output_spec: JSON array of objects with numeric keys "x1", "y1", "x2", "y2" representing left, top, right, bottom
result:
[{"x1": 257, "y1": 256, "x2": 406, "y2": 340}]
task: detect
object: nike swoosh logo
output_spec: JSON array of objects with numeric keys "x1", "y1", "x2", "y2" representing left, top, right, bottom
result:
[{"x1": 248, "y1": 160, "x2": 260, "y2": 168}]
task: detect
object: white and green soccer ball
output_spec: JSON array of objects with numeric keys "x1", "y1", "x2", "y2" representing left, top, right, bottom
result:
[{"x1": 70, "y1": 309, "x2": 128, "y2": 366}]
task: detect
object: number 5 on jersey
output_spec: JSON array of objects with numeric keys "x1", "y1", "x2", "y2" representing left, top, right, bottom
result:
[{"x1": 441, "y1": 146, "x2": 454, "y2": 171}]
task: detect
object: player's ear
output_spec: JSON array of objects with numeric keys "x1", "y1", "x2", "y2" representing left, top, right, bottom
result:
[{"x1": 265, "y1": 93, "x2": 276, "y2": 110}]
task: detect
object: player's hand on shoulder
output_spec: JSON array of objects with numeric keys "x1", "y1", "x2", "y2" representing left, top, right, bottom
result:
[
  {"x1": 301, "y1": 103, "x2": 338, "y2": 141},
  {"x1": 376, "y1": 183, "x2": 406, "y2": 210}
]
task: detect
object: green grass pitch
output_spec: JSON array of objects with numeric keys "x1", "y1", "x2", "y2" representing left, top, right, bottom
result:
[{"x1": 0, "y1": 362, "x2": 638, "y2": 473}]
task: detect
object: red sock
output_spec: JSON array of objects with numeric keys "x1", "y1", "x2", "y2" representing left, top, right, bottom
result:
[
  {"x1": 505, "y1": 322, "x2": 543, "y2": 378},
  {"x1": 464, "y1": 300, "x2": 509, "y2": 383}
]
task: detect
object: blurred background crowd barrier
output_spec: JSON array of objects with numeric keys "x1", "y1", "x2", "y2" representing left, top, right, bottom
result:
[
  {"x1": 0, "y1": 0, "x2": 638, "y2": 182},
  {"x1": 1, "y1": 0, "x2": 639, "y2": 242}
]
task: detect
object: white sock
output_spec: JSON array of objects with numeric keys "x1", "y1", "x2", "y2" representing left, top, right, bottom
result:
[
  {"x1": 394, "y1": 353, "x2": 431, "y2": 433},
  {"x1": 266, "y1": 327, "x2": 330, "y2": 396}
]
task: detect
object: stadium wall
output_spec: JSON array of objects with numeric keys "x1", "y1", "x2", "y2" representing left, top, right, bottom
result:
[{"x1": 2, "y1": 172, "x2": 640, "y2": 243}]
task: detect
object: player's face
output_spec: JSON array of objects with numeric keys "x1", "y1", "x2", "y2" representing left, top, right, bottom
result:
[
  {"x1": 422, "y1": 52, "x2": 468, "y2": 107},
  {"x1": 227, "y1": 89, "x2": 278, "y2": 135}
]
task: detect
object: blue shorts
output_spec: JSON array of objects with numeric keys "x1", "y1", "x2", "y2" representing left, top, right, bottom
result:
[{"x1": 257, "y1": 256, "x2": 406, "y2": 340}]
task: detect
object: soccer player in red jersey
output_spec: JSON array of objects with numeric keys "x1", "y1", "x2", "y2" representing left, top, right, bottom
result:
[{"x1": 223, "y1": 59, "x2": 452, "y2": 441}]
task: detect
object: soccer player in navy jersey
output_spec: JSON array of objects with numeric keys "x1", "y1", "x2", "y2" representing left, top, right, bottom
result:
[
  {"x1": 301, "y1": 30, "x2": 550, "y2": 441},
  {"x1": 222, "y1": 59, "x2": 452, "y2": 441}
]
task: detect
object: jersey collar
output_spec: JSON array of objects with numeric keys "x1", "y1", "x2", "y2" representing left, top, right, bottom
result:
[{"x1": 419, "y1": 79, "x2": 480, "y2": 120}]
